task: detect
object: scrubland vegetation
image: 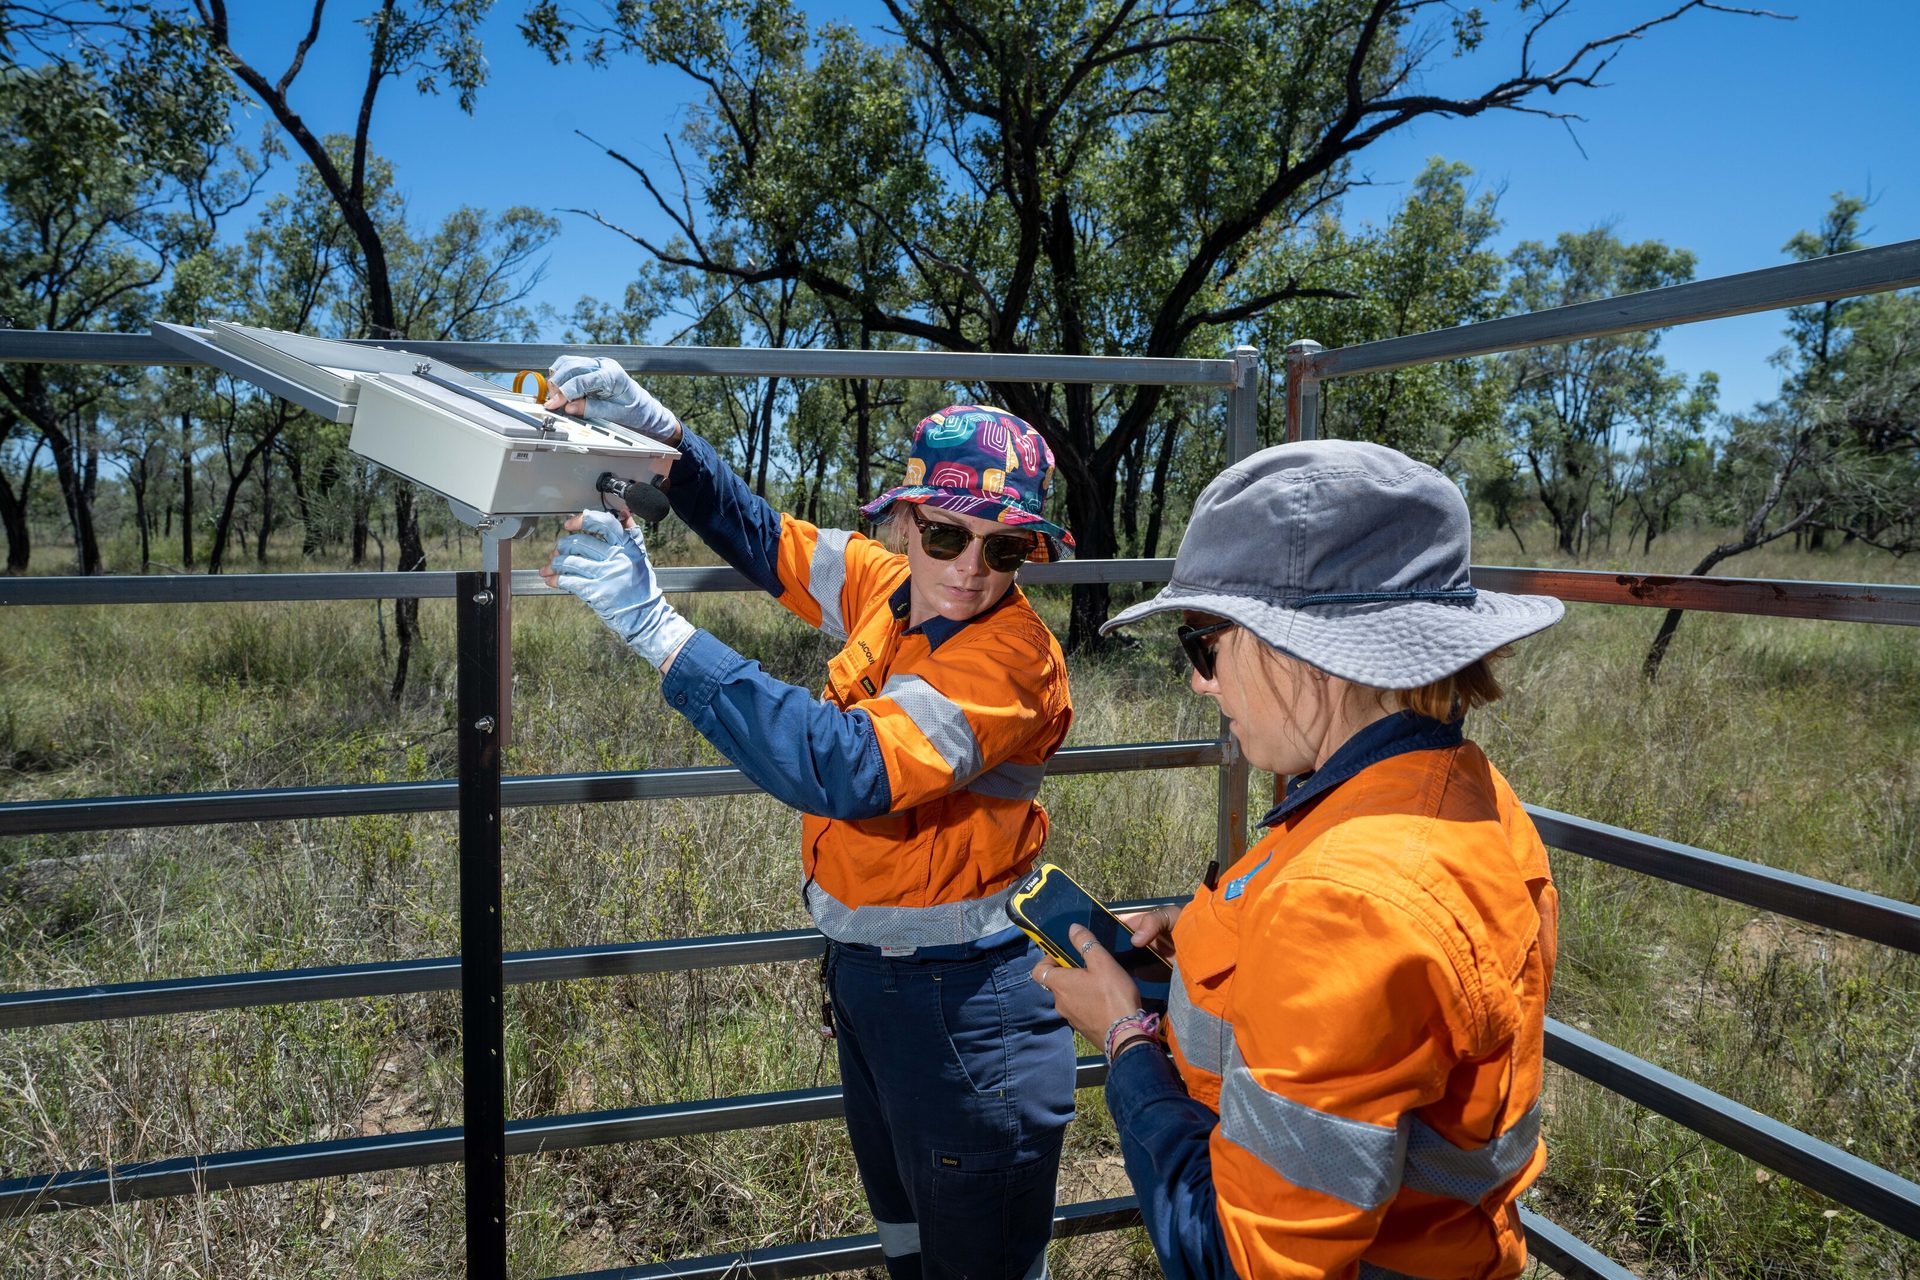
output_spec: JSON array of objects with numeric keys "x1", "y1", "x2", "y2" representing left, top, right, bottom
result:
[{"x1": 1, "y1": 527, "x2": 1915, "y2": 1279}]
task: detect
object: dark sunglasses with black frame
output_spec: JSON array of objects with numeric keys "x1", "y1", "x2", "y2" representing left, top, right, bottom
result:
[
  {"x1": 907, "y1": 504, "x2": 1040, "y2": 573},
  {"x1": 1178, "y1": 620, "x2": 1235, "y2": 681}
]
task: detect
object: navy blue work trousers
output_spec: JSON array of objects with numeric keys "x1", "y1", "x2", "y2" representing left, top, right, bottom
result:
[{"x1": 827, "y1": 936, "x2": 1076, "y2": 1280}]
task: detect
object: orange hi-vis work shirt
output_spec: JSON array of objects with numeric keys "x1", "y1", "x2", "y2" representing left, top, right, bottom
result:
[
  {"x1": 653, "y1": 426, "x2": 1072, "y2": 951},
  {"x1": 1163, "y1": 735, "x2": 1557, "y2": 1278},
  {"x1": 767, "y1": 514, "x2": 1073, "y2": 945}
]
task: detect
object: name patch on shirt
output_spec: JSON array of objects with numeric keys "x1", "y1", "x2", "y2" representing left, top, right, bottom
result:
[{"x1": 860, "y1": 676, "x2": 878, "y2": 696}]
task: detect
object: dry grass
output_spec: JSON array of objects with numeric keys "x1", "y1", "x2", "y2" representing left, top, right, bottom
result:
[{"x1": 1, "y1": 522, "x2": 1916, "y2": 1278}]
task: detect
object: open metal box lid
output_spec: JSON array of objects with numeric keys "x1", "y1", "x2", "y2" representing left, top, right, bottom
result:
[{"x1": 150, "y1": 322, "x2": 678, "y2": 518}]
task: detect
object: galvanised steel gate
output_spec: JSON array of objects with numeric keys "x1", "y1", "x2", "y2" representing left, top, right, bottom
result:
[{"x1": 3, "y1": 239, "x2": 1920, "y2": 1279}]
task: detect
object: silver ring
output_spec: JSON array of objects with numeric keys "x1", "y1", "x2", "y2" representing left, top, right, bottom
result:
[
  {"x1": 1077, "y1": 937, "x2": 1098, "y2": 954},
  {"x1": 1035, "y1": 967, "x2": 1049, "y2": 988}
]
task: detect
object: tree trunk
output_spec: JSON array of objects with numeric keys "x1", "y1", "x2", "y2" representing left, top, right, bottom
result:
[
  {"x1": 178, "y1": 416, "x2": 196, "y2": 566},
  {"x1": 1143, "y1": 415, "x2": 1181, "y2": 560},
  {"x1": 755, "y1": 377, "x2": 777, "y2": 498},
  {"x1": 1059, "y1": 449, "x2": 1117, "y2": 654},
  {"x1": 129, "y1": 454, "x2": 152, "y2": 572},
  {"x1": 45, "y1": 418, "x2": 102, "y2": 574},
  {"x1": 388, "y1": 485, "x2": 425, "y2": 701},
  {"x1": 256, "y1": 447, "x2": 275, "y2": 565},
  {"x1": 854, "y1": 326, "x2": 873, "y2": 502},
  {"x1": 352, "y1": 469, "x2": 371, "y2": 565},
  {"x1": 0, "y1": 466, "x2": 29, "y2": 574},
  {"x1": 1119, "y1": 428, "x2": 1143, "y2": 554},
  {"x1": 207, "y1": 432, "x2": 274, "y2": 574}
]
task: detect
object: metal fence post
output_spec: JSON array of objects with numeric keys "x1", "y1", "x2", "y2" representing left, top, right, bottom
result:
[
  {"x1": 1284, "y1": 339, "x2": 1324, "y2": 442},
  {"x1": 458, "y1": 565, "x2": 508, "y2": 1280},
  {"x1": 1208, "y1": 346, "x2": 1261, "y2": 888}
]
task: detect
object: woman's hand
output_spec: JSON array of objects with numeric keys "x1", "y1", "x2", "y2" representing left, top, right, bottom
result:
[
  {"x1": 1030, "y1": 924, "x2": 1147, "y2": 1045},
  {"x1": 1117, "y1": 903, "x2": 1182, "y2": 963},
  {"x1": 543, "y1": 355, "x2": 682, "y2": 445}
]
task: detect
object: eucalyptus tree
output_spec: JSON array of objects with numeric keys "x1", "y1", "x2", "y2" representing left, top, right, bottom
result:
[
  {"x1": 36, "y1": 0, "x2": 503, "y2": 691},
  {"x1": 1254, "y1": 158, "x2": 1508, "y2": 464},
  {"x1": 1640, "y1": 195, "x2": 1919, "y2": 679},
  {"x1": 530, "y1": 0, "x2": 1765, "y2": 649},
  {"x1": 0, "y1": 41, "x2": 259, "y2": 573},
  {"x1": 1503, "y1": 229, "x2": 1698, "y2": 557}
]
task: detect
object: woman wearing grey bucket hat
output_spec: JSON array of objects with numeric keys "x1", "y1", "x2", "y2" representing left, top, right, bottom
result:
[{"x1": 1033, "y1": 440, "x2": 1564, "y2": 1279}]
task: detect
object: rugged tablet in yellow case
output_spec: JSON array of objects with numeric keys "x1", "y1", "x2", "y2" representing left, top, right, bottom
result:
[{"x1": 1008, "y1": 861, "x2": 1134, "y2": 968}]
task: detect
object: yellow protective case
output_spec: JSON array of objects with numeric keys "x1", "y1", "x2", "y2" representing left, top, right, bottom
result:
[{"x1": 1007, "y1": 861, "x2": 1127, "y2": 968}]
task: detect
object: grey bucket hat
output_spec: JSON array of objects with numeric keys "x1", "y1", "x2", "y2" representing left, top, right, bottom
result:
[{"x1": 1102, "y1": 439, "x2": 1563, "y2": 689}]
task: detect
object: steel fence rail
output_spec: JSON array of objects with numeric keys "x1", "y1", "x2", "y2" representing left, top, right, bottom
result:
[
  {"x1": 0, "y1": 899, "x2": 1188, "y2": 1030},
  {"x1": 0, "y1": 560, "x2": 1179, "y2": 605},
  {"x1": 0, "y1": 329, "x2": 1236, "y2": 387},
  {"x1": 547, "y1": 1198, "x2": 1149, "y2": 1280},
  {"x1": 8, "y1": 564, "x2": 1917, "y2": 625},
  {"x1": 0, "y1": 741, "x2": 1225, "y2": 838},
  {"x1": 1471, "y1": 567, "x2": 1920, "y2": 627},
  {"x1": 14, "y1": 1017, "x2": 1908, "y2": 1249},
  {"x1": 6, "y1": 807, "x2": 1912, "y2": 1027},
  {"x1": 1546, "y1": 1019, "x2": 1920, "y2": 1238},
  {"x1": 1526, "y1": 807, "x2": 1920, "y2": 955},
  {"x1": 0, "y1": 1058, "x2": 1106, "y2": 1215},
  {"x1": 538, "y1": 1203, "x2": 1642, "y2": 1280},
  {"x1": 1305, "y1": 238, "x2": 1920, "y2": 379}
]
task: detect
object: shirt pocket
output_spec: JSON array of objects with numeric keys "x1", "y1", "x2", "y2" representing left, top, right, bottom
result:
[{"x1": 824, "y1": 647, "x2": 869, "y2": 709}]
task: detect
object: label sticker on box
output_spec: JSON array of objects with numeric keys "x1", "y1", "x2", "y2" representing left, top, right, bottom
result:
[{"x1": 510, "y1": 450, "x2": 533, "y2": 462}]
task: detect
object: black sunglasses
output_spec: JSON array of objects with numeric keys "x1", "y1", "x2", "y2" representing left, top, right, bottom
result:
[
  {"x1": 908, "y1": 505, "x2": 1038, "y2": 573},
  {"x1": 1178, "y1": 621, "x2": 1235, "y2": 681}
]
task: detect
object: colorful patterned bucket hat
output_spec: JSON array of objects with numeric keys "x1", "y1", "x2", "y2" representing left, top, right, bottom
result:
[{"x1": 859, "y1": 404, "x2": 1075, "y2": 562}]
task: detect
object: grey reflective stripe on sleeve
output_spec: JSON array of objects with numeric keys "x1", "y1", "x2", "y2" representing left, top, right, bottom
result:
[
  {"x1": 1401, "y1": 1100, "x2": 1543, "y2": 1203},
  {"x1": 807, "y1": 527, "x2": 855, "y2": 641},
  {"x1": 875, "y1": 1219, "x2": 920, "y2": 1258},
  {"x1": 1217, "y1": 1044, "x2": 1409, "y2": 1211},
  {"x1": 1167, "y1": 965, "x2": 1233, "y2": 1079},
  {"x1": 878, "y1": 674, "x2": 984, "y2": 784},
  {"x1": 965, "y1": 759, "x2": 1046, "y2": 802},
  {"x1": 806, "y1": 880, "x2": 1016, "y2": 947}
]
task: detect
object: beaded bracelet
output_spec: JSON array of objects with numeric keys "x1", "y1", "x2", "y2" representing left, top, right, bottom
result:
[{"x1": 1103, "y1": 1009, "x2": 1162, "y2": 1062}]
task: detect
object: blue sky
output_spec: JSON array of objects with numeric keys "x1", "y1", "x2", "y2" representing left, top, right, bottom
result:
[{"x1": 220, "y1": 1, "x2": 1919, "y2": 417}]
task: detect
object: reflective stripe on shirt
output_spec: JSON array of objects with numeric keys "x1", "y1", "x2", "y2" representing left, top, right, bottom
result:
[
  {"x1": 1168, "y1": 964, "x2": 1233, "y2": 1079},
  {"x1": 1218, "y1": 1042, "x2": 1408, "y2": 1211},
  {"x1": 1191, "y1": 995, "x2": 1545, "y2": 1211},
  {"x1": 965, "y1": 759, "x2": 1046, "y2": 802},
  {"x1": 1404, "y1": 1100, "x2": 1543, "y2": 1204},
  {"x1": 806, "y1": 879, "x2": 1016, "y2": 947},
  {"x1": 808, "y1": 527, "x2": 856, "y2": 641},
  {"x1": 879, "y1": 673, "x2": 984, "y2": 783}
]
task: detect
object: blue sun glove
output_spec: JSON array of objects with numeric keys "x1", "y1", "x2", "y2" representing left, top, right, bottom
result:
[
  {"x1": 549, "y1": 509, "x2": 696, "y2": 669},
  {"x1": 546, "y1": 355, "x2": 681, "y2": 443}
]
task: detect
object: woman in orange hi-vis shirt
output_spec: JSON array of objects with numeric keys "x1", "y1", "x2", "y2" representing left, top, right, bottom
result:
[
  {"x1": 538, "y1": 358, "x2": 1077, "y2": 1280},
  {"x1": 1034, "y1": 440, "x2": 1565, "y2": 1280}
]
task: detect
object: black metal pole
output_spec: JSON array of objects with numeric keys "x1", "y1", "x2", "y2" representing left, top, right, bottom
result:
[{"x1": 457, "y1": 567, "x2": 508, "y2": 1278}]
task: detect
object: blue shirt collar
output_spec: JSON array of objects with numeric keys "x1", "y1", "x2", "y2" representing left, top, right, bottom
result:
[
  {"x1": 888, "y1": 578, "x2": 1018, "y2": 651},
  {"x1": 1258, "y1": 710, "x2": 1464, "y2": 828}
]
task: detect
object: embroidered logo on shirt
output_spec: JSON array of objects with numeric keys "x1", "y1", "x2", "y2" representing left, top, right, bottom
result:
[{"x1": 1223, "y1": 852, "x2": 1273, "y2": 901}]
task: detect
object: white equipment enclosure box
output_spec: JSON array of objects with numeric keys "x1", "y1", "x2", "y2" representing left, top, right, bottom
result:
[{"x1": 150, "y1": 322, "x2": 678, "y2": 518}]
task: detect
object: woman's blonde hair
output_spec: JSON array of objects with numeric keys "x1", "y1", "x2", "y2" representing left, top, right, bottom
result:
[
  {"x1": 1222, "y1": 617, "x2": 1509, "y2": 723},
  {"x1": 1390, "y1": 648, "x2": 1510, "y2": 720}
]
